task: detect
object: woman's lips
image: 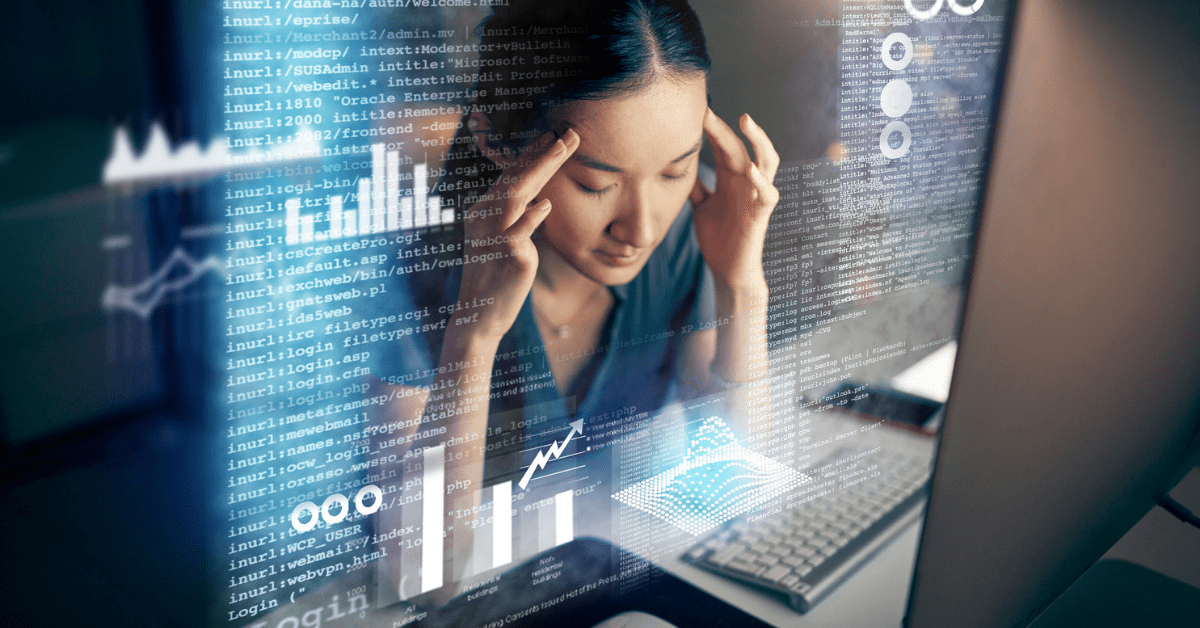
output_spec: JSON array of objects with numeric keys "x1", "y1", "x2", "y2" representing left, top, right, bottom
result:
[{"x1": 594, "y1": 249, "x2": 641, "y2": 266}]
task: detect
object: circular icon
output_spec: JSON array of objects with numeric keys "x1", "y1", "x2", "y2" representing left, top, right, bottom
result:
[
  {"x1": 880, "y1": 80, "x2": 913, "y2": 118},
  {"x1": 880, "y1": 121, "x2": 913, "y2": 159},
  {"x1": 322, "y1": 493, "x2": 350, "y2": 525},
  {"x1": 948, "y1": 0, "x2": 985, "y2": 16},
  {"x1": 290, "y1": 485, "x2": 385, "y2": 532},
  {"x1": 355, "y1": 484, "x2": 383, "y2": 515},
  {"x1": 291, "y1": 501, "x2": 320, "y2": 533},
  {"x1": 904, "y1": 0, "x2": 945, "y2": 21},
  {"x1": 881, "y1": 32, "x2": 914, "y2": 71}
]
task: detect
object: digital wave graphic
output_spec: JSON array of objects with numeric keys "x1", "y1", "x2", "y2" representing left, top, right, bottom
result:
[
  {"x1": 101, "y1": 123, "x2": 321, "y2": 184},
  {"x1": 102, "y1": 247, "x2": 224, "y2": 318},
  {"x1": 612, "y1": 417, "x2": 809, "y2": 535}
]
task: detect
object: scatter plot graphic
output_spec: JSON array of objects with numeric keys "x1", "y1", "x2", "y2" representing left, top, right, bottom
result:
[{"x1": 612, "y1": 417, "x2": 809, "y2": 535}]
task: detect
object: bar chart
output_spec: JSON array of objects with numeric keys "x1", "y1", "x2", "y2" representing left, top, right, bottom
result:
[
  {"x1": 284, "y1": 142, "x2": 453, "y2": 245},
  {"x1": 412, "y1": 445, "x2": 575, "y2": 595}
]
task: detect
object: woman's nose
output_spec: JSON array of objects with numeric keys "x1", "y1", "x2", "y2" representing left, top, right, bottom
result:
[{"x1": 606, "y1": 187, "x2": 657, "y2": 249}]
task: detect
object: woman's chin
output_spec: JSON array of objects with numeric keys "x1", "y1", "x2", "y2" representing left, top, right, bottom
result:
[{"x1": 580, "y1": 256, "x2": 647, "y2": 287}]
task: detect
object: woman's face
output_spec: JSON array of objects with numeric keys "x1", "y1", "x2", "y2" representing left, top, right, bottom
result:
[{"x1": 534, "y1": 74, "x2": 709, "y2": 286}]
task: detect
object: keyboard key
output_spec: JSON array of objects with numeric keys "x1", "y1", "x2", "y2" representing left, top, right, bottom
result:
[
  {"x1": 791, "y1": 545, "x2": 817, "y2": 560},
  {"x1": 781, "y1": 555, "x2": 806, "y2": 567},
  {"x1": 814, "y1": 544, "x2": 838, "y2": 558},
  {"x1": 766, "y1": 546, "x2": 790, "y2": 558},
  {"x1": 763, "y1": 565, "x2": 792, "y2": 582},
  {"x1": 727, "y1": 560, "x2": 763, "y2": 577},
  {"x1": 705, "y1": 544, "x2": 746, "y2": 567},
  {"x1": 756, "y1": 554, "x2": 781, "y2": 567}
]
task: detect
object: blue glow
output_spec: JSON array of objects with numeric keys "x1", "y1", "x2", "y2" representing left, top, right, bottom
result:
[{"x1": 613, "y1": 417, "x2": 809, "y2": 535}]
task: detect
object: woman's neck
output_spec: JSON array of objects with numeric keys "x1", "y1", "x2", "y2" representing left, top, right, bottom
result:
[{"x1": 531, "y1": 237, "x2": 615, "y2": 396}]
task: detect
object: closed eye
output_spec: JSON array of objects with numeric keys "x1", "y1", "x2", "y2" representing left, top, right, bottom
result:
[
  {"x1": 577, "y1": 181, "x2": 612, "y2": 198},
  {"x1": 662, "y1": 169, "x2": 691, "y2": 182}
]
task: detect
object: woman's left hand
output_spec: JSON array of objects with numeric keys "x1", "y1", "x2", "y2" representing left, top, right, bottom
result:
[{"x1": 691, "y1": 109, "x2": 780, "y2": 289}]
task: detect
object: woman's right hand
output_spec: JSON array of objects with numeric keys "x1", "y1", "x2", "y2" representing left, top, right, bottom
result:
[{"x1": 455, "y1": 129, "x2": 580, "y2": 341}]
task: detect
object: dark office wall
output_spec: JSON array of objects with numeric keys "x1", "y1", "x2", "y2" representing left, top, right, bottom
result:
[{"x1": 690, "y1": 0, "x2": 839, "y2": 163}]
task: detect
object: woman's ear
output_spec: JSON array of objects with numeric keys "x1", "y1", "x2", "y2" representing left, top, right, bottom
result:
[{"x1": 468, "y1": 112, "x2": 514, "y2": 168}]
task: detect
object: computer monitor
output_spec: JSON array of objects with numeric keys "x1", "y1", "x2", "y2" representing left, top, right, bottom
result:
[
  {"x1": 906, "y1": 0, "x2": 1200, "y2": 626},
  {"x1": 2, "y1": 1, "x2": 1196, "y2": 627}
]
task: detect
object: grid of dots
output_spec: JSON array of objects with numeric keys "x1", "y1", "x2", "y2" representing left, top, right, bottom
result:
[{"x1": 612, "y1": 417, "x2": 809, "y2": 535}]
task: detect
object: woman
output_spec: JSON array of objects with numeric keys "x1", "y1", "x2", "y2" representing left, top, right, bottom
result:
[{"x1": 369, "y1": 0, "x2": 780, "y2": 596}]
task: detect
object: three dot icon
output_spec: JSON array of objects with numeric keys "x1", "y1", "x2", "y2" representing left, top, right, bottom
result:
[
  {"x1": 879, "y1": 32, "x2": 915, "y2": 159},
  {"x1": 881, "y1": 1, "x2": 987, "y2": 159}
]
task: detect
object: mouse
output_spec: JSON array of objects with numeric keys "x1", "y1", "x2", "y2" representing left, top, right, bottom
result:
[{"x1": 589, "y1": 610, "x2": 680, "y2": 628}]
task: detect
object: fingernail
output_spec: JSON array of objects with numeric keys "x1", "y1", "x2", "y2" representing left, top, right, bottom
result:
[
  {"x1": 745, "y1": 113, "x2": 759, "y2": 128},
  {"x1": 537, "y1": 130, "x2": 557, "y2": 149},
  {"x1": 562, "y1": 128, "x2": 579, "y2": 145}
]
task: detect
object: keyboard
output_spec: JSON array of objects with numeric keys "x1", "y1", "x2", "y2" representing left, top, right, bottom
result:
[{"x1": 682, "y1": 447, "x2": 932, "y2": 613}]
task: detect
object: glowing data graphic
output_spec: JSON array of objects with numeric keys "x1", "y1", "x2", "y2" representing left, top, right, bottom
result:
[
  {"x1": 613, "y1": 417, "x2": 809, "y2": 535},
  {"x1": 422, "y1": 445, "x2": 444, "y2": 593},
  {"x1": 554, "y1": 489, "x2": 574, "y2": 546},
  {"x1": 408, "y1": 447, "x2": 573, "y2": 596},
  {"x1": 284, "y1": 143, "x2": 451, "y2": 245},
  {"x1": 102, "y1": 247, "x2": 224, "y2": 318},
  {"x1": 492, "y1": 480, "x2": 513, "y2": 568},
  {"x1": 102, "y1": 123, "x2": 321, "y2": 184},
  {"x1": 519, "y1": 419, "x2": 585, "y2": 490}
]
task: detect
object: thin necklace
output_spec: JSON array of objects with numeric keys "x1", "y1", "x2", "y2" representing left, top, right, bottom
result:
[{"x1": 532, "y1": 284, "x2": 607, "y2": 340}]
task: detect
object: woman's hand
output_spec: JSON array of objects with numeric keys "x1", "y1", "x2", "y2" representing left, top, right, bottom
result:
[
  {"x1": 691, "y1": 109, "x2": 780, "y2": 289},
  {"x1": 685, "y1": 110, "x2": 776, "y2": 429},
  {"x1": 456, "y1": 129, "x2": 580, "y2": 341}
]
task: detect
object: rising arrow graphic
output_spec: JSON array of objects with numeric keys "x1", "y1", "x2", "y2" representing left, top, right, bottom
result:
[{"x1": 518, "y1": 419, "x2": 584, "y2": 490}]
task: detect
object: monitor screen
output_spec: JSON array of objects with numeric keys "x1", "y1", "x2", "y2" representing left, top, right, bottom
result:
[{"x1": 0, "y1": 1, "x2": 1013, "y2": 626}]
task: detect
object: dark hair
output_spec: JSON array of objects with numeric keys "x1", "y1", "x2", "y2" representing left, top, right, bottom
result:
[{"x1": 440, "y1": 0, "x2": 710, "y2": 209}]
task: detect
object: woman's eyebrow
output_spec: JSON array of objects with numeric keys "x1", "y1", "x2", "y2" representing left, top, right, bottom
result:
[
  {"x1": 572, "y1": 153, "x2": 625, "y2": 173},
  {"x1": 671, "y1": 139, "x2": 704, "y2": 164},
  {"x1": 572, "y1": 139, "x2": 704, "y2": 173}
]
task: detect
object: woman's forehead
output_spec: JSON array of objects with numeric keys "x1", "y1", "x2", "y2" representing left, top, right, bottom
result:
[{"x1": 557, "y1": 77, "x2": 708, "y2": 172}]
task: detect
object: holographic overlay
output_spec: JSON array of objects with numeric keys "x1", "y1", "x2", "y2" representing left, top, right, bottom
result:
[{"x1": 612, "y1": 417, "x2": 809, "y2": 535}]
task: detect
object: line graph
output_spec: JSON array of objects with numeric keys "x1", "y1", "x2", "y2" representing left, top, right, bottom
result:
[
  {"x1": 101, "y1": 123, "x2": 320, "y2": 185},
  {"x1": 102, "y1": 247, "x2": 224, "y2": 318},
  {"x1": 519, "y1": 419, "x2": 584, "y2": 490}
]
